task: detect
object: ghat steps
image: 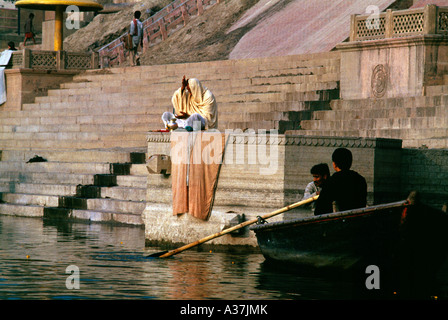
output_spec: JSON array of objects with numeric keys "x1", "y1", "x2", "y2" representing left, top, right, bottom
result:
[
  {"x1": 0, "y1": 52, "x2": 341, "y2": 225},
  {"x1": 295, "y1": 86, "x2": 448, "y2": 149}
]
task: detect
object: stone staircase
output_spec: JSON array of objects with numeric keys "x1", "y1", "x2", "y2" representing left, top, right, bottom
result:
[
  {"x1": 295, "y1": 83, "x2": 448, "y2": 149},
  {"x1": 0, "y1": 51, "x2": 341, "y2": 225}
]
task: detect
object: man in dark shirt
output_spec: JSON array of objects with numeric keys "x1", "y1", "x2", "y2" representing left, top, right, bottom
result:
[{"x1": 314, "y1": 148, "x2": 367, "y2": 215}]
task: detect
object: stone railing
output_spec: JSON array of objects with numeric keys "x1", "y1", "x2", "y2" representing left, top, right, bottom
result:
[
  {"x1": 7, "y1": 49, "x2": 99, "y2": 70},
  {"x1": 350, "y1": 4, "x2": 448, "y2": 41},
  {"x1": 98, "y1": 0, "x2": 219, "y2": 68}
]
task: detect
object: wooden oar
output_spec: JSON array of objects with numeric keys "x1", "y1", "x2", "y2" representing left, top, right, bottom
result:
[{"x1": 146, "y1": 195, "x2": 319, "y2": 258}]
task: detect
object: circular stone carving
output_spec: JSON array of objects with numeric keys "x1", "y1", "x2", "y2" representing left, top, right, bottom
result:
[{"x1": 371, "y1": 64, "x2": 388, "y2": 98}]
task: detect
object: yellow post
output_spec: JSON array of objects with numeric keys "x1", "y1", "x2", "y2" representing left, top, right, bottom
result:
[{"x1": 54, "y1": 6, "x2": 63, "y2": 51}]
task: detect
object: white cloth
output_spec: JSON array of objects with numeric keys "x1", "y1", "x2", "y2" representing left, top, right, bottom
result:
[
  {"x1": 0, "y1": 50, "x2": 14, "y2": 105},
  {"x1": 303, "y1": 181, "x2": 321, "y2": 212},
  {"x1": 162, "y1": 111, "x2": 206, "y2": 130},
  {"x1": 130, "y1": 19, "x2": 143, "y2": 47}
]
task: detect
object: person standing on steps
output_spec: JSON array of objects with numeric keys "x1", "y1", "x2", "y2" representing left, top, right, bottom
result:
[
  {"x1": 129, "y1": 10, "x2": 143, "y2": 66},
  {"x1": 23, "y1": 13, "x2": 36, "y2": 47}
]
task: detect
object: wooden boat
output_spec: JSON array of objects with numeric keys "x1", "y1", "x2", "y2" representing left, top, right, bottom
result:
[{"x1": 250, "y1": 192, "x2": 448, "y2": 274}]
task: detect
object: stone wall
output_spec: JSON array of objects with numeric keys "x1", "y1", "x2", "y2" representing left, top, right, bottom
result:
[{"x1": 401, "y1": 148, "x2": 448, "y2": 208}]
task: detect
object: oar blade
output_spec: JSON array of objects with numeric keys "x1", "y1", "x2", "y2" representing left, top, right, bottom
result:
[{"x1": 144, "y1": 250, "x2": 169, "y2": 258}]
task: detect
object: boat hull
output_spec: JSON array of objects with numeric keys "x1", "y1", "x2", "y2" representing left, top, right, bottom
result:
[{"x1": 251, "y1": 200, "x2": 448, "y2": 273}]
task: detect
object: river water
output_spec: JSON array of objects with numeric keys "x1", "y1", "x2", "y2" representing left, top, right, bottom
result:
[{"x1": 1, "y1": 214, "x2": 447, "y2": 304}]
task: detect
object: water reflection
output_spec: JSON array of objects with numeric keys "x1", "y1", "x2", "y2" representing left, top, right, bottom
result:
[{"x1": 0, "y1": 215, "x2": 447, "y2": 300}]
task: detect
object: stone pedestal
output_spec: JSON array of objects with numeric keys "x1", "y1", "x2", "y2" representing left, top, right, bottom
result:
[
  {"x1": 3, "y1": 68, "x2": 78, "y2": 110},
  {"x1": 337, "y1": 35, "x2": 448, "y2": 100},
  {"x1": 339, "y1": 4, "x2": 448, "y2": 100}
]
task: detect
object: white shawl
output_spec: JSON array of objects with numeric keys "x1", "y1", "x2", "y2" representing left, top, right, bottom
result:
[{"x1": 0, "y1": 50, "x2": 14, "y2": 105}]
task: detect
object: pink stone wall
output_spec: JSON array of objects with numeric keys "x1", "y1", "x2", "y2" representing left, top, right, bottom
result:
[{"x1": 229, "y1": 0, "x2": 397, "y2": 60}]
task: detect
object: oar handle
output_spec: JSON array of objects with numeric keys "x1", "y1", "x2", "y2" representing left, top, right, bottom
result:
[{"x1": 159, "y1": 195, "x2": 319, "y2": 258}]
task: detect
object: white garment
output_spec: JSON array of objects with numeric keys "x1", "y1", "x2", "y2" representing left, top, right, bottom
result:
[
  {"x1": 162, "y1": 111, "x2": 206, "y2": 130},
  {"x1": 129, "y1": 19, "x2": 143, "y2": 47},
  {"x1": 0, "y1": 50, "x2": 14, "y2": 105}
]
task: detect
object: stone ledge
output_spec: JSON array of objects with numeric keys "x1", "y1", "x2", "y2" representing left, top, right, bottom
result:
[{"x1": 146, "y1": 132, "x2": 403, "y2": 149}]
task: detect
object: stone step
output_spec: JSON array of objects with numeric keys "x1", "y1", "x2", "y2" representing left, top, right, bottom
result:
[
  {"x1": 101, "y1": 186, "x2": 146, "y2": 202},
  {"x1": 312, "y1": 105, "x2": 441, "y2": 121},
  {"x1": 0, "y1": 200, "x2": 143, "y2": 225},
  {"x1": 0, "y1": 161, "x2": 111, "y2": 173},
  {"x1": 296, "y1": 127, "x2": 448, "y2": 141},
  {"x1": 12, "y1": 182, "x2": 79, "y2": 196},
  {"x1": 1, "y1": 193, "x2": 60, "y2": 207},
  {"x1": 17, "y1": 99, "x2": 326, "y2": 120},
  {"x1": 63, "y1": 72, "x2": 340, "y2": 92},
  {"x1": 0, "y1": 171, "x2": 95, "y2": 186},
  {"x1": 0, "y1": 148, "x2": 146, "y2": 163},
  {"x1": 1, "y1": 181, "x2": 146, "y2": 215},
  {"x1": 33, "y1": 80, "x2": 339, "y2": 106},
  {"x1": 5, "y1": 103, "x2": 169, "y2": 116},
  {"x1": 219, "y1": 88, "x2": 339, "y2": 104},
  {"x1": 71, "y1": 73, "x2": 336, "y2": 96},
  {"x1": 0, "y1": 162, "x2": 145, "y2": 186},
  {"x1": 331, "y1": 95, "x2": 448, "y2": 111},
  {"x1": 0, "y1": 131, "x2": 148, "y2": 145},
  {"x1": 221, "y1": 120, "x2": 301, "y2": 133},
  {"x1": 300, "y1": 117, "x2": 448, "y2": 131},
  {"x1": 74, "y1": 56, "x2": 340, "y2": 82},
  {"x1": 0, "y1": 203, "x2": 44, "y2": 218},
  {"x1": 0, "y1": 136, "x2": 148, "y2": 150},
  {"x1": 116, "y1": 175, "x2": 147, "y2": 188},
  {"x1": 86, "y1": 198, "x2": 146, "y2": 214},
  {"x1": 219, "y1": 100, "x2": 331, "y2": 113},
  {"x1": 219, "y1": 110, "x2": 314, "y2": 122},
  {"x1": 67, "y1": 69, "x2": 339, "y2": 90},
  {"x1": 425, "y1": 85, "x2": 448, "y2": 96},
  {"x1": 70, "y1": 208, "x2": 143, "y2": 225},
  {"x1": 0, "y1": 123, "x2": 151, "y2": 134}
]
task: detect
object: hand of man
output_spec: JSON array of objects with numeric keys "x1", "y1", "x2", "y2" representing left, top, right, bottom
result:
[{"x1": 181, "y1": 75, "x2": 189, "y2": 92}]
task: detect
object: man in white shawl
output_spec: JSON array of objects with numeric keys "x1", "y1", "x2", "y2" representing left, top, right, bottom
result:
[
  {"x1": 162, "y1": 76, "x2": 218, "y2": 131},
  {"x1": 0, "y1": 42, "x2": 17, "y2": 105}
]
